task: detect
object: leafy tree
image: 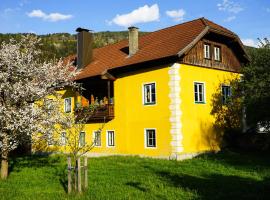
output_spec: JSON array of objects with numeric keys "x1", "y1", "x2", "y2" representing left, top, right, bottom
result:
[
  {"x1": 0, "y1": 35, "x2": 77, "y2": 179},
  {"x1": 242, "y1": 38, "x2": 270, "y2": 132}
]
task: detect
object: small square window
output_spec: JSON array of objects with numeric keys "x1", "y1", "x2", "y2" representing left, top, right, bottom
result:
[
  {"x1": 107, "y1": 131, "x2": 115, "y2": 147},
  {"x1": 93, "y1": 131, "x2": 101, "y2": 147},
  {"x1": 145, "y1": 129, "x2": 156, "y2": 148},
  {"x1": 79, "y1": 132, "x2": 85, "y2": 147},
  {"x1": 222, "y1": 85, "x2": 231, "y2": 104},
  {"x1": 204, "y1": 44, "x2": 211, "y2": 59},
  {"x1": 143, "y1": 83, "x2": 156, "y2": 105},
  {"x1": 64, "y1": 98, "x2": 71, "y2": 113},
  {"x1": 214, "y1": 46, "x2": 221, "y2": 61},
  {"x1": 194, "y1": 82, "x2": 205, "y2": 103}
]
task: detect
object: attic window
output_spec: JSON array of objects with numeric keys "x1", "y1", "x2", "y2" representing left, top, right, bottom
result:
[
  {"x1": 204, "y1": 44, "x2": 211, "y2": 59},
  {"x1": 214, "y1": 46, "x2": 221, "y2": 61}
]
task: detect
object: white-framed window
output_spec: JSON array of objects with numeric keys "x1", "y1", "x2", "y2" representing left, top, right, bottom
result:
[
  {"x1": 64, "y1": 98, "x2": 71, "y2": 113},
  {"x1": 222, "y1": 85, "x2": 231, "y2": 104},
  {"x1": 47, "y1": 132, "x2": 53, "y2": 146},
  {"x1": 60, "y1": 132, "x2": 67, "y2": 146},
  {"x1": 204, "y1": 44, "x2": 211, "y2": 59},
  {"x1": 93, "y1": 131, "x2": 101, "y2": 147},
  {"x1": 107, "y1": 130, "x2": 115, "y2": 147},
  {"x1": 79, "y1": 132, "x2": 85, "y2": 147},
  {"x1": 143, "y1": 83, "x2": 156, "y2": 105},
  {"x1": 145, "y1": 129, "x2": 156, "y2": 148},
  {"x1": 214, "y1": 46, "x2": 221, "y2": 61},
  {"x1": 194, "y1": 82, "x2": 205, "y2": 103}
]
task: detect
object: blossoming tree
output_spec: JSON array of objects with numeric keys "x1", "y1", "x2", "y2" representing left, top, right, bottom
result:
[{"x1": 0, "y1": 35, "x2": 78, "y2": 179}]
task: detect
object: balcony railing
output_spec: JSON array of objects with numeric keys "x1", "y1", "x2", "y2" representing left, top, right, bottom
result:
[{"x1": 75, "y1": 104, "x2": 114, "y2": 122}]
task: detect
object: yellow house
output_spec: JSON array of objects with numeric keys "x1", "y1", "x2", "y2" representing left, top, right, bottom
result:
[{"x1": 49, "y1": 18, "x2": 249, "y2": 159}]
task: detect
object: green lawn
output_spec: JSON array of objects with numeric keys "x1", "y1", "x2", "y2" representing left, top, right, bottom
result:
[{"x1": 0, "y1": 150, "x2": 269, "y2": 200}]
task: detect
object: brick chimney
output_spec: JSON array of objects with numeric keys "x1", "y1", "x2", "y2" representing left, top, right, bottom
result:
[
  {"x1": 76, "y1": 27, "x2": 93, "y2": 69},
  {"x1": 128, "y1": 26, "x2": 139, "y2": 56}
]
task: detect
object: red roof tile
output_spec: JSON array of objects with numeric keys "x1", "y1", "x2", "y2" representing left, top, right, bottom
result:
[{"x1": 75, "y1": 18, "x2": 239, "y2": 80}]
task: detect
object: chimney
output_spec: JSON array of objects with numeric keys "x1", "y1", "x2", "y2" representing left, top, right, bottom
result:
[
  {"x1": 128, "y1": 26, "x2": 139, "y2": 56},
  {"x1": 76, "y1": 27, "x2": 93, "y2": 69}
]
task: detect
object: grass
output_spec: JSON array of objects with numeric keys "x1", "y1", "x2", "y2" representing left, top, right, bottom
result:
[{"x1": 0, "y1": 150, "x2": 269, "y2": 200}]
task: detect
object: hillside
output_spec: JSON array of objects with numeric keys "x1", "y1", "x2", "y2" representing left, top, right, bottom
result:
[{"x1": 0, "y1": 32, "x2": 148, "y2": 61}]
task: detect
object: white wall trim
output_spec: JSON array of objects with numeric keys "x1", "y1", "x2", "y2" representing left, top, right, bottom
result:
[{"x1": 168, "y1": 63, "x2": 183, "y2": 159}]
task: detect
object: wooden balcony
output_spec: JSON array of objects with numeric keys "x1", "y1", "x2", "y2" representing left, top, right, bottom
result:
[{"x1": 75, "y1": 104, "x2": 114, "y2": 122}]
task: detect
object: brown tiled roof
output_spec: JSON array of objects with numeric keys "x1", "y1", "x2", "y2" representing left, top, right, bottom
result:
[{"x1": 75, "y1": 18, "x2": 238, "y2": 80}]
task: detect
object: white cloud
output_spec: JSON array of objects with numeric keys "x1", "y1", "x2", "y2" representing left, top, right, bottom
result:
[
  {"x1": 241, "y1": 38, "x2": 258, "y2": 47},
  {"x1": 27, "y1": 9, "x2": 73, "y2": 22},
  {"x1": 110, "y1": 4, "x2": 160, "y2": 27},
  {"x1": 224, "y1": 16, "x2": 236, "y2": 22},
  {"x1": 166, "y1": 9, "x2": 185, "y2": 22},
  {"x1": 28, "y1": 9, "x2": 46, "y2": 18},
  {"x1": 217, "y1": 0, "x2": 243, "y2": 14}
]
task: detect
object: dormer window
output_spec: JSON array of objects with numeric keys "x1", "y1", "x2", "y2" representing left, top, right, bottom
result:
[
  {"x1": 204, "y1": 44, "x2": 211, "y2": 59},
  {"x1": 214, "y1": 46, "x2": 221, "y2": 61}
]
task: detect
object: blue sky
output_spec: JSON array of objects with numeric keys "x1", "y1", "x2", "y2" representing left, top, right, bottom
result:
[{"x1": 0, "y1": 0, "x2": 269, "y2": 47}]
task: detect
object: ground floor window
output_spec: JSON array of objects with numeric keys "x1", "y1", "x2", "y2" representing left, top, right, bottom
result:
[
  {"x1": 47, "y1": 132, "x2": 53, "y2": 146},
  {"x1": 60, "y1": 132, "x2": 66, "y2": 146},
  {"x1": 79, "y1": 132, "x2": 85, "y2": 147},
  {"x1": 93, "y1": 131, "x2": 101, "y2": 147},
  {"x1": 145, "y1": 129, "x2": 156, "y2": 148},
  {"x1": 107, "y1": 130, "x2": 115, "y2": 147}
]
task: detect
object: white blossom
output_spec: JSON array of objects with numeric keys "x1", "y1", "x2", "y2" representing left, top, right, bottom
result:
[{"x1": 0, "y1": 35, "x2": 78, "y2": 154}]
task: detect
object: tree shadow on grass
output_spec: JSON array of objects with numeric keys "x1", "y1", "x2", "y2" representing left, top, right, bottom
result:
[
  {"x1": 126, "y1": 181, "x2": 149, "y2": 192},
  {"x1": 9, "y1": 154, "x2": 52, "y2": 173},
  {"x1": 8, "y1": 154, "x2": 69, "y2": 193},
  {"x1": 196, "y1": 150, "x2": 270, "y2": 170},
  {"x1": 156, "y1": 171, "x2": 270, "y2": 200}
]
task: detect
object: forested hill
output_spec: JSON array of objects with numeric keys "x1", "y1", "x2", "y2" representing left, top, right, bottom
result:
[{"x1": 0, "y1": 31, "x2": 148, "y2": 61}]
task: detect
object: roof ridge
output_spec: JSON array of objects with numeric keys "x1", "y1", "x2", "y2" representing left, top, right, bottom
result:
[{"x1": 92, "y1": 18, "x2": 206, "y2": 51}]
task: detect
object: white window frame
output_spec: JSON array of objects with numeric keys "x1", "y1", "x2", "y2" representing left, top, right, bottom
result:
[
  {"x1": 204, "y1": 44, "x2": 211, "y2": 59},
  {"x1": 194, "y1": 81, "x2": 206, "y2": 104},
  {"x1": 142, "y1": 82, "x2": 157, "y2": 105},
  {"x1": 221, "y1": 85, "x2": 231, "y2": 104},
  {"x1": 64, "y1": 97, "x2": 72, "y2": 113},
  {"x1": 214, "y1": 46, "x2": 221, "y2": 61},
  {"x1": 106, "y1": 130, "x2": 115, "y2": 147},
  {"x1": 93, "y1": 130, "x2": 101, "y2": 147},
  {"x1": 144, "y1": 128, "x2": 157, "y2": 148},
  {"x1": 60, "y1": 132, "x2": 67, "y2": 146},
  {"x1": 79, "y1": 131, "x2": 86, "y2": 147}
]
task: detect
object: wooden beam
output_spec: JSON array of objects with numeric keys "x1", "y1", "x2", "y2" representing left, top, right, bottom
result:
[{"x1": 101, "y1": 70, "x2": 116, "y2": 81}]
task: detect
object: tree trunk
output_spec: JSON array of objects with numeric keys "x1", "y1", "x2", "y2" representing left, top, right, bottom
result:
[{"x1": 1, "y1": 151, "x2": 8, "y2": 180}]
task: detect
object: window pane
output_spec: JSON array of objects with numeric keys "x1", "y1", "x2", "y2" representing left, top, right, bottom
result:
[
  {"x1": 94, "y1": 131, "x2": 101, "y2": 146},
  {"x1": 146, "y1": 129, "x2": 156, "y2": 147},
  {"x1": 65, "y1": 98, "x2": 71, "y2": 112},
  {"x1": 61, "y1": 132, "x2": 66, "y2": 146},
  {"x1": 144, "y1": 83, "x2": 156, "y2": 104},
  {"x1": 79, "y1": 132, "x2": 85, "y2": 147},
  {"x1": 108, "y1": 131, "x2": 115, "y2": 146},
  {"x1": 194, "y1": 83, "x2": 204, "y2": 103}
]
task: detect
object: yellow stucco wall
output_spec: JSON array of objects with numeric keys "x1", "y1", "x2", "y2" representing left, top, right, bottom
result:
[
  {"x1": 70, "y1": 66, "x2": 171, "y2": 157},
  {"x1": 180, "y1": 64, "x2": 239, "y2": 154},
  {"x1": 35, "y1": 63, "x2": 240, "y2": 158}
]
